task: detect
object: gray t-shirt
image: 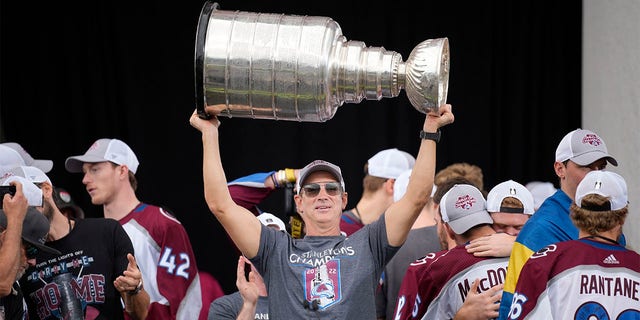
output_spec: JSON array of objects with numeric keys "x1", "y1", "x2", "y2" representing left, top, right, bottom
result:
[
  {"x1": 251, "y1": 214, "x2": 398, "y2": 319},
  {"x1": 208, "y1": 291, "x2": 269, "y2": 319}
]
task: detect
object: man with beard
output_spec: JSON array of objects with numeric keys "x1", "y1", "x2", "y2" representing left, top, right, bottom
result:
[
  {"x1": 1, "y1": 180, "x2": 60, "y2": 319},
  {"x1": 6, "y1": 166, "x2": 150, "y2": 320}
]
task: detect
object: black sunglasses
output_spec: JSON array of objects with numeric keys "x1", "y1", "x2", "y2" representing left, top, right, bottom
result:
[
  {"x1": 301, "y1": 182, "x2": 342, "y2": 197},
  {"x1": 25, "y1": 243, "x2": 39, "y2": 260}
]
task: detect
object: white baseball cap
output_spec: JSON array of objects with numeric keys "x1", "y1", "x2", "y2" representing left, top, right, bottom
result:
[
  {"x1": 65, "y1": 138, "x2": 139, "y2": 174},
  {"x1": 486, "y1": 180, "x2": 535, "y2": 215},
  {"x1": 367, "y1": 148, "x2": 415, "y2": 179},
  {"x1": 1, "y1": 175, "x2": 44, "y2": 206},
  {"x1": 0, "y1": 143, "x2": 53, "y2": 173},
  {"x1": 7, "y1": 166, "x2": 52, "y2": 186},
  {"x1": 575, "y1": 171, "x2": 627, "y2": 211},
  {"x1": 393, "y1": 169, "x2": 436, "y2": 202},
  {"x1": 440, "y1": 184, "x2": 493, "y2": 234},
  {"x1": 257, "y1": 212, "x2": 287, "y2": 231},
  {"x1": 393, "y1": 169, "x2": 412, "y2": 202},
  {"x1": 555, "y1": 129, "x2": 617, "y2": 166},
  {"x1": 525, "y1": 181, "x2": 557, "y2": 210},
  {"x1": 0, "y1": 166, "x2": 13, "y2": 180}
]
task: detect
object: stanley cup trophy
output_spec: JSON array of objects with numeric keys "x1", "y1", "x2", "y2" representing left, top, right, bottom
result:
[
  {"x1": 52, "y1": 273, "x2": 84, "y2": 320},
  {"x1": 194, "y1": 1, "x2": 449, "y2": 122}
]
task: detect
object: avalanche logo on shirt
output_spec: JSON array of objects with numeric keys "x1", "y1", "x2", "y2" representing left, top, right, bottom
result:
[{"x1": 303, "y1": 260, "x2": 341, "y2": 309}]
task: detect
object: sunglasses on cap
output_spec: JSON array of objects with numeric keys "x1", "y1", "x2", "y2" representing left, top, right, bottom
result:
[
  {"x1": 24, "y1": 243, "x2": 39, "y2": 260},
  {"x1": 301, "y1": 182, "x2": 343, "y2": 197}
]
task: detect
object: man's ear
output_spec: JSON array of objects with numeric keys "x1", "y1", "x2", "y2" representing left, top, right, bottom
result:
[
  {"x1": 384, "y1": 179, "x2": 395, "y2": 195},
  {"x1": 119, "y1": 165, "x2": 131, "y2": 178},
  {"x1": 444, "y1": 223, "x2": 456, "y2": 240},
  {"x1": 294, "y1": 194, "x2": 303, "y2": 214},
  {"x1": 341, "y1": 192, "x2": 348, "y2": 210},
  {"x1": 553, "y1": 161, "x2": 566, "y2": 179},
  {"x1": 40, "y1": 182, "x2": 53, "y2": 198}
]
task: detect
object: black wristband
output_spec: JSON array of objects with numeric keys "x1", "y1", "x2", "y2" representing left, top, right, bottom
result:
[{"x1": 419, "y1": 130, "x2": 441, "y2": 143}]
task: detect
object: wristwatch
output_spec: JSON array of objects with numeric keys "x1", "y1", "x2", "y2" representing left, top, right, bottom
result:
[
  {"x1": 128, "y1": 278, "x2": 144, "y2": 295},
  {"x1": 419, "y1": 130, "x2": 441, "y2": 143}
]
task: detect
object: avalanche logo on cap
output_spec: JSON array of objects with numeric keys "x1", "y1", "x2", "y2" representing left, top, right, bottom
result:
[
  {"x1": 89, "y1": 141, "x2": 101, "y2": 151},
  {"x1": 455, "y1": 194, "x2": 476, "y2": 210},
  {"x1": 582, "y1": 134, "x2": 602, "y2": 146}
]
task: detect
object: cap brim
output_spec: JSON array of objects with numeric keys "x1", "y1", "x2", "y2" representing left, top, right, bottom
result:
[
  {"x1": 447, "y1": 211, "x2": 493, "y2": 234},
  {"x1": 33, "y1": 160, "x2": 54, "y2": 173},
  {"x1": 487, "y1": 196, "x2": 534, "y2": 215},
  {"x1": 23, "y1": 238, "x2": 61, "y2": 255},
  {"x1": 61, "y1": 205, "x2": 85, "y2": 219},
  {"x1": 65, "y1": 155, "x2": 109, "y2": 173},
  {"x1": 571, "y1": 152, "x2": 618, "y2": 167},
  {"x1": 298, "y1": 165, "x2": 343, "y2": 191}
]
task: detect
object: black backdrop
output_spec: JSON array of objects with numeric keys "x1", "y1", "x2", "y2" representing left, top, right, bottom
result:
[{"x1": 1, "y1": 0, "x2": 581, "y2": 293}]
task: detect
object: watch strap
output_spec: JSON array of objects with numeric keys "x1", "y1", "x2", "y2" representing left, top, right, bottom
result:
[
  {"x1": 128, "y1": 277, "x2": 143, "y2": 295},
  {"x1": 419, "y1": 130, "x2": 441, "y2": 143}
]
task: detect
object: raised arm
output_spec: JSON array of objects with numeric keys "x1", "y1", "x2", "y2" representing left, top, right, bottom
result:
[
  {"x1": 116, "y1": 254, "x2": 150, "y2": 320},
  {"x1": 384, "y1": 104, "x2": 454, "y2": 246},
  {"x1": 0, "y1": 181, "x2": 28, "y2": 296},
  {"x1": 190, "y1": 109, "x2": 262, "y2": 258},
  {"x1": 235, "y1": 256, "x2": 267, "y2": 320}
]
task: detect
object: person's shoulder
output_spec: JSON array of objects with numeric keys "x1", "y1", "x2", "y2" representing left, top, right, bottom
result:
[
  {"x1": 79, "y1": 217, "x2": 120, "y2": 227},
  {"x1": 408, "y1": 249, "x2": 448, "y2": 268},
  {"x1": 534, "y1": 190, "x2": 570, "y2": 214},
  {"x1": 517, "y1": 196, "x2": 574, "y2": 245},
  {"x1": 524, "y1": 241, "x2": 578, "y2": 273},
  {"x1": 518, "y1": 200, "x2": 567, "y2": 236},
  {"x1": 212, "y1": 291, "x2": 242, "y2": 304},
  {"x1": 340, "y1": 210, "x2": 359, "y2": 223},
  {"x1": 138, "y1": 203, "x2": 185, "y2": 225},
  {"x1": 210, "y1": 292, "x2": 242, "y2": 309},
  {"x1": 514, "y1": 219, "x2": 552, "y2": 250},
  {"x1": 408, "y1": 225, "x2": 437, "y2": 236},
  {"x1": 209, "y1": 292, "x2": 242, "y2": 319},
  {"x1": 72, "y1": 218, "x2": 126, "y2": 239}
]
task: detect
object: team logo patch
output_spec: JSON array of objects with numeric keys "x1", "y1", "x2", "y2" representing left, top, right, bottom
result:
[
  {"x1": 303, "y1": 260, "x2": 341, "y2": 309},
  {"x1": 89, "y1": 141, "x2": 101, "y2": 150},
  {"x1": 530, "y1": 244, "x2": 557, "y2": 259},
  {"x1": 582, "y1": 134, "x2": 602, "y2": 146},
  {"x1": 455, "y1": 195, "x2": 476, "y2": 210}
]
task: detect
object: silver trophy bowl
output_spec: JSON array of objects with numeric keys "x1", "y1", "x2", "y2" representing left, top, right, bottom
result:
[{"x1": 195, "y1": 2, "x2": 449, "y2": 122}]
